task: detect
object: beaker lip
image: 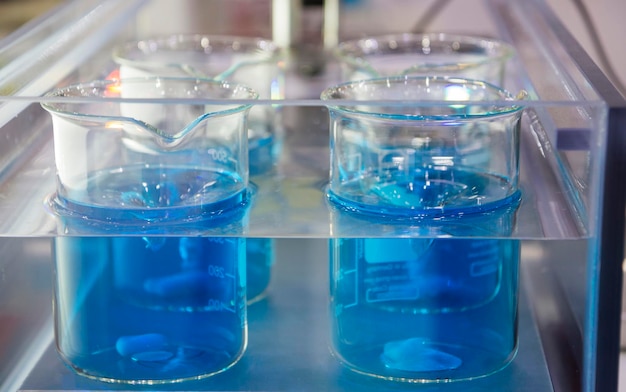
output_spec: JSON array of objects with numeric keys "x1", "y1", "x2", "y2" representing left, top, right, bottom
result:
[
  {"x1": 41, "y1": 77, "x2": 259, "y2": 120},
  {"x1": 320, "y1": 76, "x2": 526, "y2": 120},
  {"x1": 335, "y1": 33, "x2": 515, "y2": 76},
  {"x1": 112, "y1": 34, "x2": 282, "y2": 77},
  {"x1": 114, "y1": 34, "x2": 282, "y2": 59}
]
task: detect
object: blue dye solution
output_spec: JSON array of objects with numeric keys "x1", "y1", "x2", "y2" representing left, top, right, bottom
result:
[
  {"x1": 52, "y1": 168, "x2": 250, "y2": 383},
  {"x1": 329, "y1": 170, "x2": 520, "y2": 382},
  {"x1": 55, "y1": 162, "x2": 274, "y2": 303},
  {"x1": 51, "y1": 127, "x2": 278, "y2": 382},
  {"x1": 56, "y1": 166, "x2": 246, "y2": 223},
  {"x1": 246, "y1": 238, "x2": 274, "y2": 303},
  {"x1": 248, "y1": 128, "x2": 276, "y2": 177},
  {"x1": 332, "y1": 166, "x2": 516, "y2": 218},
  {"x1": 54, "y1": 235, "x2": 246, "y2": 383},
  {"x1": 330, "y1": 235, "x2": 519, "y2": 382}
]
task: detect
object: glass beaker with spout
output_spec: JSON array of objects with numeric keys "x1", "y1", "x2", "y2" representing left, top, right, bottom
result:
[
  {"x1": 113, "y1": 35, "x2": 284, "y2": 301},
  {"x1": 42, "y1": 77, "x2": 257, "y2": 384}
]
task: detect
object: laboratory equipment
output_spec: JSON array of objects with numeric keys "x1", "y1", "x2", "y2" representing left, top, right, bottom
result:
[
  {"x1": 53, "y1": 234, "x2": 247, "y2": 384},
  {"x1": 42, "y1": 76, "x2": 256, "y2": 383},
  {"x1": 328, "y1": 201, "x2": 520, "y2": 382},
  {"x1": 322, "y1": 76, "x2": 525, "y2": 217},
  {"x1": 335, "y1": 33, "x2": 513, "y2": 87},
  {"x1": 42, "y1": 77, "x2": 256, "y2": 223},
  {"x1": 113, "y1": 34, "x2": 284, "y2": 175},
  {"x1": 0, "y1": 0, "x2": 624, "y2": 391},
  {"x1": 114, "y1": 35, "x2": 282, "y2": 301},
  {"x1": 322, "y1": 76, "x2": 525, "y2": 381}
]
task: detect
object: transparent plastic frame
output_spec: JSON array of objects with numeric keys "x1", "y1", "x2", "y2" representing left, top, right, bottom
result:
[{"x1": 0, "y1": 0, "x2": 624, "y2": 391}]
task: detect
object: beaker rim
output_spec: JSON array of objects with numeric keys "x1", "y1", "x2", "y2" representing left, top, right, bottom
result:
[
  {"x1": 112, "y1": 34, "x2": 282, "y2": 77},
  {"x1": 320, "y1": 76, "x2": 526, "y2": 120},
  {"x1": 335, "y1": 32, "x2": 515, "y2": 75},
  {"x1": 41, "y1": 77, "x2": 259, "y2": 120}
]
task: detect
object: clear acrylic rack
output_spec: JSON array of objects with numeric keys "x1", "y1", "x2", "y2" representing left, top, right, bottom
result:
[{"x1": 0, "y1": 0, "x2": 624, "y2": 391}]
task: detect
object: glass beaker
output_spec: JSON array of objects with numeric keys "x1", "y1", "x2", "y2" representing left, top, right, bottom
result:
[
  {"x1": 53, "y1": 233, "x2": 247, "y2": 384},
  {"x1": 113, "y1": 34, "x2": 283, "y2": 176},
  {"x1": 113, "y1": 35, "x2": 283, "y2": 302},
  {"x1": 335, "y1": 33, "x2": 514, "y2": 87},
  {"x1": 42, "y1": 77, "x2": 256, "y2": 221},
  {"x1": 321, "y1": 76, "x2": 525, "y2": 382},
  {"x1": 322, "y1": 76, "x2": 525, "y2": 217},
  {"x1": 328, "y1": 204, "x2": 520, "y2": 382},
  {"x1": 42, "y1": 77, "x2": 256, "y2": 384}
]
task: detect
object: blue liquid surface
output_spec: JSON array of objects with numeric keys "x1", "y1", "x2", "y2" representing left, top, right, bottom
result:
[
  {"x1": 54, "y1": 235, "x2": 246, "y2": 384},
  {"x1": 332, "y1": 166, "x2": 516, "y2": 218},
  {"x1": 55, "y1": 166, "x2": 246, "y2": 224}
]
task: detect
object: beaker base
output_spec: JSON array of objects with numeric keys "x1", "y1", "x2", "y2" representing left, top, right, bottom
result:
[
  {"x1": 332, "y1": 340, "x2": 517, "y2": 383},
  {"x1": 60, "y1": 344, "x2": 244, "y2": 385}
]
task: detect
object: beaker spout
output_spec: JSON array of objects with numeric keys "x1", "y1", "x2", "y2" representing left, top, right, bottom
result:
[{"x1": 120, "y1": 113, "x2": 212, "y2": 152}]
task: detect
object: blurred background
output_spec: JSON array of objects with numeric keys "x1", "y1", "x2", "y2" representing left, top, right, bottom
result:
[
  {"x1": 0, "y1": 0, "x2": 63, "y2": 37},
  {"x1": 1, "y1": 0, "x2": 623, "y2": 96},
  {"x1": 0, "y1": 0, "x2": 623, "y2": 96}
]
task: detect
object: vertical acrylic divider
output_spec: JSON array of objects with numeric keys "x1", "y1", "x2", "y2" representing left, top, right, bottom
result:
[{"x1": 486, "y1": 0, "x2": 626, "y2": 390}]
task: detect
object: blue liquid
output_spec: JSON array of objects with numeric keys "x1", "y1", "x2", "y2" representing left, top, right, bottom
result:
[
  {"x1": 51, "y1": 167, "x2": 251, "y2": 383},
  {"x1": 330, "y1": 236, "x2": 519, "y2": 382},
  {"x1": 53, "y1": 235, "x2": 246, "y2": 384},
  {"x1": 246, "y1": 238, "x2": 274, "y2": 303},
  {"x1": 56, "y1": 166, "x2": 246, "y2": 224},
  {"x1": 331, "y1": 167, "x2": 516, "y2": 218},
  {"x1": 328, "y1": 166, "x2": 520, "y2": 381},
  {"x1": 52, "y1": 164, "x2": 272, "y2": 303},
  {"x1": 248, "y1": 123, "x2": 277, "y2": 177}
]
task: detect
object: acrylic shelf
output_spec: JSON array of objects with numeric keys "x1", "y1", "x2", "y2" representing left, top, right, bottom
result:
[
  {"x1": 0, "y1": 0, "x2": 608, "y2": 241},
  {"x1": 0, "y1": 0, "x2": 624, "y2": 391}
]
